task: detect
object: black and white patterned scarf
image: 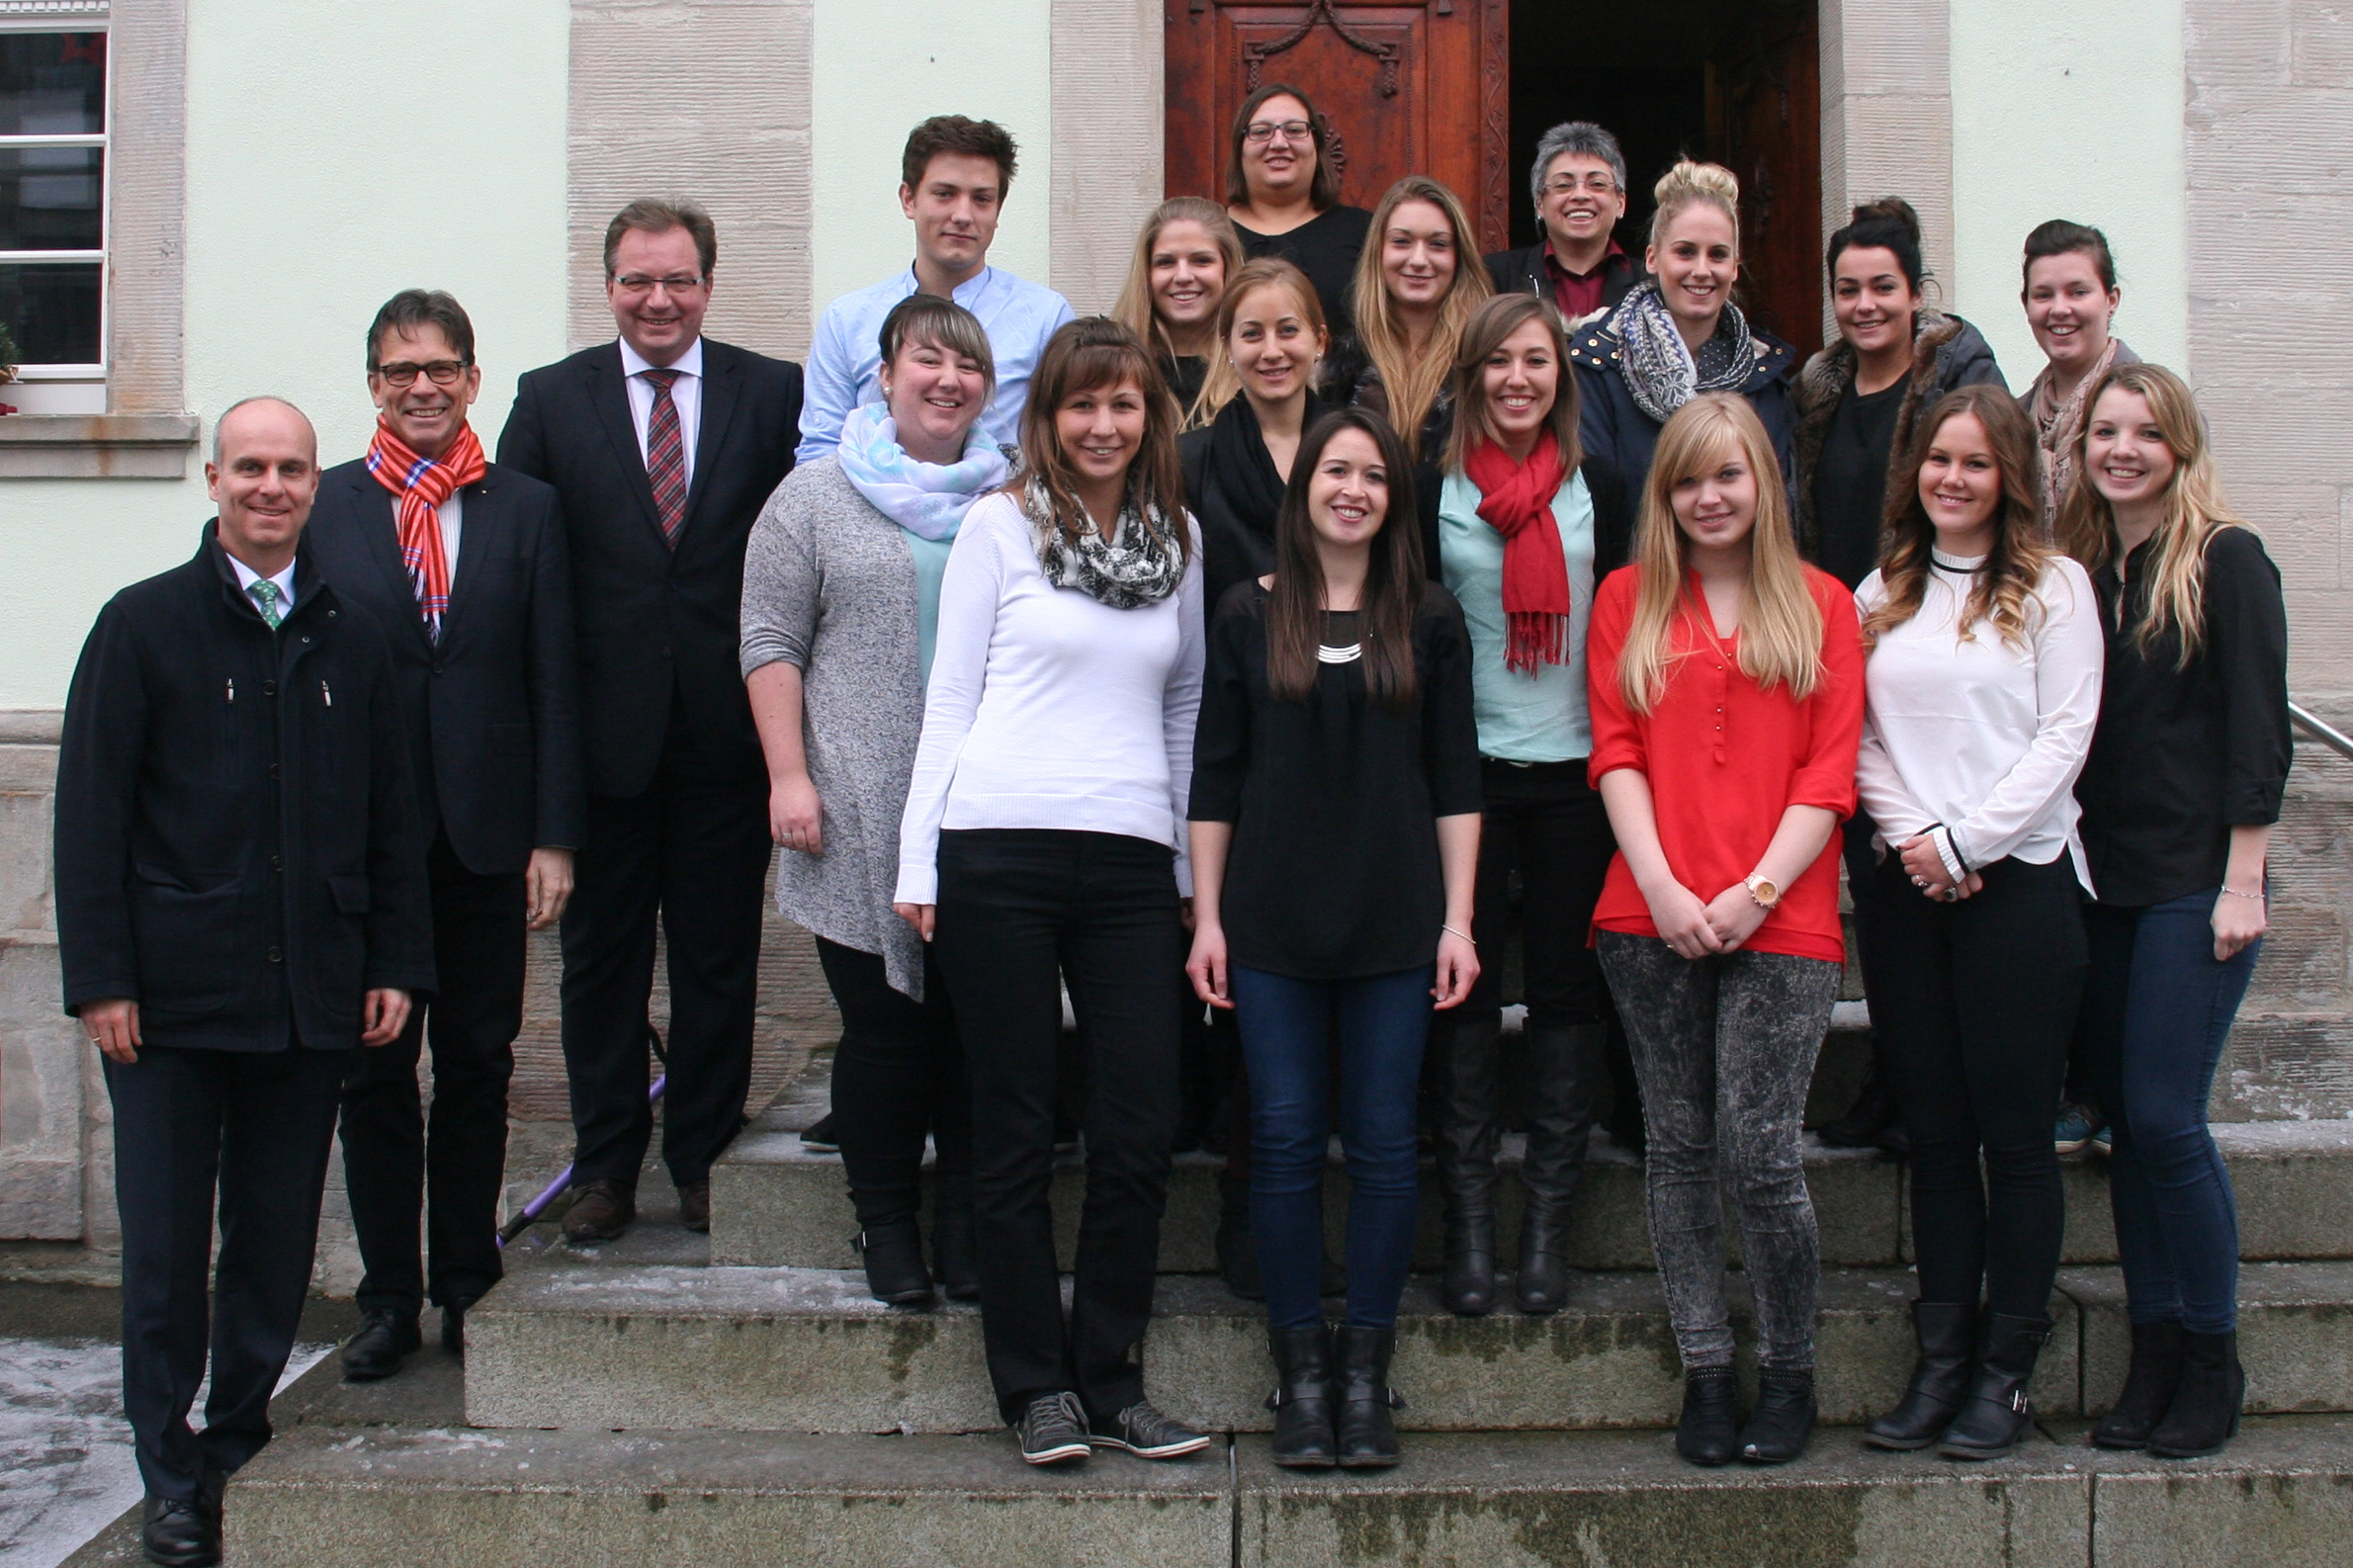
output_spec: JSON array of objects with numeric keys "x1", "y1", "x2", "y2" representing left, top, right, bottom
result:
[
  {"x1": 1023, "y1": 475, "x2": 1185, "y2": 610},
  {"x1": 1612, "y1": 280, "x2": 1759, "y2": 425}
]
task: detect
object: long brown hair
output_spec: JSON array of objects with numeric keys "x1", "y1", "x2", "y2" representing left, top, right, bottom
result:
[
  {"x1": 1442, "y1": 292, "x2": 1582, "y2": 476},
  {"x1": 1012, "y1": 317, "x2": 1190, "y2": 561},
  {"x1": 1347, "y1": 176, "x2": 1493, "y2": 458},
  {"x1": 1865, "y1": 386, "x2": 2051, "y2": 650},
  {"x1": 1619, "y1": 394, "x2": 1822, "y2": 713},
  {"x1": 1111, "y1": 198, "x2": 1246, "y2": 386},
  {"x1": 1190, "y1": 257, "x2": 1328, "y2": 431},
  {"x1": 2056, "y1": 361, "x2": 2248, "y2": 666},
  {"x1": 1265, "y1": 407, "x2": 1425, "y2": 708},
  {"x1": 1223, "y1": 82, "x2": 1343, "y2": 211}
]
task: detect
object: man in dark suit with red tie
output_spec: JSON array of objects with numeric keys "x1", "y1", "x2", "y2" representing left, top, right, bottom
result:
[
  {"x1": 306, "y1": 289, "x2": 584, "y2": 1379},
  {"x1": 499, "y1": 200, "x2": 804, "y2": 1242}
]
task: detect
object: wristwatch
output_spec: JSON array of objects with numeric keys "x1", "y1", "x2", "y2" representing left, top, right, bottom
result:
[{"x1": 1743, "y1": 873, "x2": 1781, "y2": 911}]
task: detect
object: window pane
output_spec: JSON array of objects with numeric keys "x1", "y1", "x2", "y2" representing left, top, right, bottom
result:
[
  {"x1": 0, "y1": 33, "x2": 105, "y2": 135},
  {"x1": 0, "y1": 262, "x2": 102, "y2": 364},
  {"x1": 0, "y1": 146, "x2": 103, "y2": 250}
]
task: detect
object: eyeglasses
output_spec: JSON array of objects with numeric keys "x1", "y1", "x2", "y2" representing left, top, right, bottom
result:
[
  {"x1": 611, "y1": 273, "x2": 708, "y2": 296},
  {"x1": 372, "y1": 359, "x2": 471, "y2": 388},
  {"x1": 1244, "y1": 120, "x2": 1313, "y2": 144},
  {"x1": 1542, "y1": 175, "x2": 1620, "y2": 198}
]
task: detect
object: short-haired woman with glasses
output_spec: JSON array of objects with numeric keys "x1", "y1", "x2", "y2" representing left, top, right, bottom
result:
[
  {"x1": 1486, "y1": 121, "x2": 1645, "y2": 329},
  {"x1": 1224, "y1": 83, "x2": 1374, "y2": 336}
]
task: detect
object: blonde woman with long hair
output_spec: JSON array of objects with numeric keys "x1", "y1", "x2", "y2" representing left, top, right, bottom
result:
[
  {"x1": 1327, "y1": 176, "x2": 1493, "y2": 459},
  {"x1": 1113, "y1": 198, "x2": 1245, "y2": 421},
  {"x1": 2058, "y1": 362, "x2": 2289, "y2": 1462},
  {"x1": 1585, "y1": 393, "x2": 1863, "y2": 1469}
]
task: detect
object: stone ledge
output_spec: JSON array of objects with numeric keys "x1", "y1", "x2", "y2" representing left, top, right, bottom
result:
[
  {"x1": 0, "y1": 711, "x2": 61, "y2": 745},
  {"x1": 0, "y1": 414, "x2": 202, "y2": 479}
]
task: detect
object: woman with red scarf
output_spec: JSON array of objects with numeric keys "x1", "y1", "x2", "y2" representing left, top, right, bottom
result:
[{"x1": 1430, "y1": 293, "x2": 1632, "y2": 1318}]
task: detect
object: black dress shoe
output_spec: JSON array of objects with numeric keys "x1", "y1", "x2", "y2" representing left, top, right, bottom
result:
[
  {"x1": 932, "y1": 1176, "x2": 982, "y2": 1302},
  {"x1": 800, "y1": 1112, "x2": 840, "y2": 1154},
  {"x1": 677, "y1": 1178, "x2": 712, "y2": 1234},
  {"x1": 142, "y1": 1492, "x2": 219, "y2": 1567},
  {"x1": 441, "y1": 1297, "x2": 476, "y2": 1356},
  {"x1": 339, "y1": 1308, "x2": 421, "y2": 1382},
  {"x1": 561, "y1": 1178, "x2": 635, "y2": 1244}
]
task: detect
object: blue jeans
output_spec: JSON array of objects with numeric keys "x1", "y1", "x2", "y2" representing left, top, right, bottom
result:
[
  {"x1": 2077, "y1": 888, "x2": 2262, "y2": 1335},
  {"x1": 1233, "y1": 964, "x2": 1433, "y2": 1331}
]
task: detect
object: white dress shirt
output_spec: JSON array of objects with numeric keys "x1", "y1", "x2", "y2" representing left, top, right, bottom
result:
[
  {"x1": 435, "y1": 488, "x2": 463, "y2": 577},
  {"x1": 226, "y1": 552, "x2": 299, "y2": 616},
  {"x1": 619, "y1": 335, "x2": 704, "y2": 490}
]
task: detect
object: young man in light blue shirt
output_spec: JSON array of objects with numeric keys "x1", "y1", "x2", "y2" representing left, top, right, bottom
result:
[{"x1": 798, "y1": 115, "x2": 1075, "y2": 463}]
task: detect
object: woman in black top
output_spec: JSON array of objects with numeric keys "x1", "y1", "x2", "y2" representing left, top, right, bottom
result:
[
  {"x1": 1323, "y1": 175, "x2": 1494, "y2": 462},
  {"x1": 1792, "y1": 198, "x2": 2005, "y2": 1154},
  {"x1": 2059, "y1": 362, "x2": 2291, "y2": 1461},
  {"x1": 1188, "y1": 406, "x2": 1482, "y2": 1470},
  {"x1": 1112, "y1": 197, "x2": 1245, "y2": 423},
  {"x1": 1224, "y1": 82, "x2": 1374, "y2": 336}
]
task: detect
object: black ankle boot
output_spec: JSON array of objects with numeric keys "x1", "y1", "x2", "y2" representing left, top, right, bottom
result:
[
  {"x1": 853, "y1": 1223, "x2": 935, "y2": 1307},
  {"x1": 1740, "y1": 1369, "x2": 1816, "y2": 1463},
  {"x1": 1940, "y1": 1313, "x2": 2050, "y2": 1459},
  {"x1": 1215, "y1": 1172, "x2": 1263, "y2": 1300},
  {"x1": 930, "y1": 1176, "x2": 980, "y2": 1302},
  {"x1": 1440, "y1": 1199, "x2": 1497, "y2": 1317},
  {"x1": 1333, "y1": 1326, "x2": 1403, "y2": 1468},
  {"x1": 1865, "y1": 1302, "x2": 1977, "y2": 1450},
  {"x1": 1676, "y1": 1369, "x2": 1741, "y2": 1466},
  {"x1": 2147, "y1": 1330, "x2": 2243, "y2": 1458},
  {"x1": 1265, "y1": 1323, "x2": 1338, "y2": 1468},
  {"x1": 2093, "y1": 1320, "x2": 2186, "y2": 1450},
  {"x1": 1818, "y1": 1055, "x2": 1900, "y2": 1150},
  {"x1": 1514, "y1": 1199, "x2": 1571, "y2": 1315}
]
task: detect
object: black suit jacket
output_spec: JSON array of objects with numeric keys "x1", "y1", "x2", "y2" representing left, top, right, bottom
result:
[
  {"x1": 496, "y1": 339, "x2": 804, "y2": 797},
  {"x1": 1484, "y1": 243, "x2": 1645, "y2": 324},
  {"x1": 304, "y1": 457, "x2": 584, "y2": 876},
  {"x1": 55, "y1": 529, "x2": 436, "y2": 1049}
]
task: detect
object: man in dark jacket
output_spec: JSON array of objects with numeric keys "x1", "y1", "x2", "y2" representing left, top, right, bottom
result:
[
  {"x1": 307, "y1": 290, "x2": 583, "y2": 1381},
  {"x1": 1484, "y1": 122, "x2": 1645, "y2": 329},
  {"x1": 55, "y1": 395, "x2": 433, "y2": 1568},
  {"x1": 498, "y1": 199, "x2": 804, "y2": 1242}
]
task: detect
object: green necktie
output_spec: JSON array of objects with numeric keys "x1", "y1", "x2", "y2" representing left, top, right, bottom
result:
[{"x1": 248, "y1": 578, "x2": 283, "y2": 629}]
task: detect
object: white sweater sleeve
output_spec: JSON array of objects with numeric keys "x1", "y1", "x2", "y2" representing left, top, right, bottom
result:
[
  {"x1": 894, "y1": 500, "x2": 1006, "y2": 906},
  {"x1": 1854, "y1": 573, "x2": 1937, "y2": 842},
  {"x1": 1947, "y1": 559, "x2": 2106, "y2": 869},
  {"x1": 1163, "y1": 523, "x2": 1207, "y2": 897}
]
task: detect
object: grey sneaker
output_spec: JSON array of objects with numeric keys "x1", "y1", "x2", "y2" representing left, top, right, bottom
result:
[
  {"x1": 1090, "y1": 1400, "x2": 1211, "y2": 1459},
  {"x1": 1015, "y1": 1391, "x2": 1091, "y2": 1466}
]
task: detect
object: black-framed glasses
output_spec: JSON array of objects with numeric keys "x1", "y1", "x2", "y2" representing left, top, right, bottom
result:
[
  {"x1": 1542, "y1": 175, "x2": 1620, "y2": 198},
  {"x1": 612, "y1": 273, "x2": 707, "y2": 296},
  {"x1": 372, "y1": 359, "x2": 471, "y2": 388},
  {"x1": 1244, "y1": 120, "x2": 1312, "y2": 144}
]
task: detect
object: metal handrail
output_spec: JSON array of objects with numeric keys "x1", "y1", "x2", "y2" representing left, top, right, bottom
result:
[{"x1": 2291, "y1": 702, "x2": 2353, "y2": 761}]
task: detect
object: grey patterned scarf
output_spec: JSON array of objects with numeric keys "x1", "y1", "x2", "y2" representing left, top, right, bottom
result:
[
  {"x1": 1023, "y1": 475, "x2": 1185, "y2": 610},
  {"x1": 1612, "y1": 280, "x2": 1758, "y2": 425}
]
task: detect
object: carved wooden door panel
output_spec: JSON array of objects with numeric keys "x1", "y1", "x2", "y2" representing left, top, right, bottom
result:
[
  {"x1": 1166, "y1": 0, "x2": 1513, "y2": 252},
  {"x1": 1710, "y1": 6, "x2": 1824, "y2": 356}
]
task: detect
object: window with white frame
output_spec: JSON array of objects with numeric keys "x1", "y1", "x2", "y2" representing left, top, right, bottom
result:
[{"x1": 0, "y1": 5, "x2": 108, "y2": 403}]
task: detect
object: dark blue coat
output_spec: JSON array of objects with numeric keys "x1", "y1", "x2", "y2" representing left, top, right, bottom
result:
[{"x1": 1569, "y1": 314, "x2": 1798, "y2": 530}]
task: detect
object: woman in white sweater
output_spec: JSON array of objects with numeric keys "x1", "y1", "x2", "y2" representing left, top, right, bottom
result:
[
  {"x1": 894, "y1": 317, "x2": 1208, "y2": 1470},
  {"x1": 1853, "y1": 384, "x2": 2103, "y2": 1461}
]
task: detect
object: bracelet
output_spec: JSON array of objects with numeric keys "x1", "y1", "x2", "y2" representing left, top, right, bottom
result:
[
  {"x1": 2220, "y1": 886, "x2": 2266, "y2": 902},
  {"x1": 1442, "y1": 923, "x2": 1476, "y2": 945}
]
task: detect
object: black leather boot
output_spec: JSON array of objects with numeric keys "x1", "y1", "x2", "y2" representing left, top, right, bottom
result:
[
  {"x1": 1939, "y1": 1313, "x2": 2050, "y2": 1459},
  {"x1": 2092, "y1": 1320, "x2": 2186, "y2": 1450},
  {"x1": 1740, "y1": 1368, "x2": 1818, "y2": 1464},
  {"x1": 1333, "y1": 1326, "x2": 1403, "y2": 1468},
  {"x1": 1515, "y1": 1023, "x2": 1602, "y2": 1314},
  {"x1": 2147, "y1": 1330, "x2": 2243, "y2": 1458},
  {"x1": 1437, "y1": 1015, "x2": 1502, "y2": 1317},
  {"x1": 1215, "y1": 1169, "x2": 1264, "y2": 1300},
  {"x1": 931, "y1": 1175, "x2": 981, "y2": 1302},
  {"x1": 1676, "y1": 1369, "x2": 1741, "y2": 1466},
  {"x1": 1265, "y1": 1323, "x2": 1339, "y2": 1468},
  {"x1": 1602, "y1": 1018, "x2": 1646, "y2": 1155},
  {"x1": 853, "y1": 1222, "x2": 936, "y2": 1307},
  {"x1": 1865, "y1": 1302, "x2": 1977, "y2": 1450}
]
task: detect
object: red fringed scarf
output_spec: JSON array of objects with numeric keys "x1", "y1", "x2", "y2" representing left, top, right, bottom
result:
[
  {"x1": 1463, "y1": 430, "x2": 1572, "y2": 672},
  {"x1": 366, "y1": 417, "x2": 484, "y2": 638}
]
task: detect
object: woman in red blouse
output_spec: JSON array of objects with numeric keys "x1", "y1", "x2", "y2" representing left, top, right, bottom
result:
[{"x1": 1586, "y1": 392, "x2": 1865, "y2": 1468}]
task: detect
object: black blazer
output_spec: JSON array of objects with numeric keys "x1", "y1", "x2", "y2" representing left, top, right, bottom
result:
[
  {"x1": 496, "y1": 339, "x2": 804, "y2": 797},
  {"x1": 1483, "y1": 243, "x2": 1646, "y2": 323},
  {"x1": 304, "y1": 457, "x2": 585, "y2": 876},
  {"x1": 54, "y1": 529, "x2": 435, "y2": 1050}
]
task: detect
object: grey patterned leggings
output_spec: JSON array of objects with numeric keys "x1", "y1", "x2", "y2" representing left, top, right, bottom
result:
[{"x1": 1597, "y1": 932, "x2": 1842, "y2": 1372}]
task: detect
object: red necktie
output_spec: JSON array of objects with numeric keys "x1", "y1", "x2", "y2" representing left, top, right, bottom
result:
[{"x1": 642, "y1": 368, "x2": 686, "y2": 546}]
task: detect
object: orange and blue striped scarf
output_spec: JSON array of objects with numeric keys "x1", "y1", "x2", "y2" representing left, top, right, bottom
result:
[{"x1": 365, "y1": 416, "x2": 484, "y2": 639}]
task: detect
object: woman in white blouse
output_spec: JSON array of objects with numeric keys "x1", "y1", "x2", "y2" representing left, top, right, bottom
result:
[{"x1": 1851, "y1": 385, "x2": 2103, "y2": 1462}]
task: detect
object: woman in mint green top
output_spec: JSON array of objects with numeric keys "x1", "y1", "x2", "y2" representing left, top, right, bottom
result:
[{"x1": 1428, "y1": 293, "x2": 1632, "y2": 1322}]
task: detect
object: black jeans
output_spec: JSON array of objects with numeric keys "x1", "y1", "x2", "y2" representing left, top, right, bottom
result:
[
  {"x1": 339, "y1": 830, "x2": 524, "y2": 1318},
  {"x1": 933, "y1": 828, "x2": 1184, "y2": 1424},
  {"x1": 560, "y1": 711, "x2": 769, "y2": 1188},
  {"x1": 107, "y1": 1042, "x2": 345, "y2": 1499},
  {"x1": 1868, "y1": 853, "x2": 2086, "y2": 1318},
  {"x1": 813, "y1": 935, "x2": 970, "y2": 1230}
]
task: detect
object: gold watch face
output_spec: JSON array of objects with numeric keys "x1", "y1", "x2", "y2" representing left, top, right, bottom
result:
[{"x1": 1749, "y1": 876, "x2": 1779, "y2": 906}]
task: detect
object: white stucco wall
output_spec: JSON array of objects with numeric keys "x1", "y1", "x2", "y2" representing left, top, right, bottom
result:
[
  {"x1": 1948, "y1": 0, "x2": 2191, "y2": 392},
  {"x1": 809, "y1": 0, "x2": 1053, "y2": 311},
  {"x1": 0, "y1": 0, "x2": 567, "y2": 710}
]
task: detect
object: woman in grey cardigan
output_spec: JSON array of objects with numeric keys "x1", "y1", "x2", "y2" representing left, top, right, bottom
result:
[{"x1": 742, "y1": 295, "x2": 1008, "y2": 1306}]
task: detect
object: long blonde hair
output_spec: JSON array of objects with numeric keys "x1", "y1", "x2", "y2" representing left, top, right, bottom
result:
[
  {"x1": 1864, "y1": 386, "x2": 2053, "y2": 652},
  {"x1": 1111, "y1": 199, "x2": 1245, "y2": 404},
  {"x1": 2055, "y1": 361, "x2": 2248, "y2": 666},
  {"x1": 1190, "y1": 258, "x2": 1327, "y2": 430},
  {"x1": 1347, "y1": 176, "x2": 1492, "y2": 457},
  {"x1": 1618, "y1": 393, "x2": 1823, "y2": 713}
]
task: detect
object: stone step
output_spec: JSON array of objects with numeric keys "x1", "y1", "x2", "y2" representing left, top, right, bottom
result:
[
  {"x1": 711, "y1": 1053, "x2": 2353, "y2": 1275},
  {"x1": 223, "y1": 1414, "x2": 2353, "y2": 1568}
]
